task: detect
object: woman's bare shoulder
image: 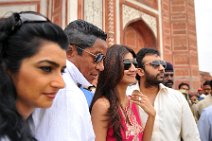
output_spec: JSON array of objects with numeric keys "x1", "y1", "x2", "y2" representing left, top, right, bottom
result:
[{"x1": 92, "y1": 97, "x2": 110, "y2": 114}]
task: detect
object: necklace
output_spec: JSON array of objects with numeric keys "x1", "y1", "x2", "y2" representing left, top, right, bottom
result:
[{"x1": 120, "y1": 101, "x2": 133, "y2": 126}]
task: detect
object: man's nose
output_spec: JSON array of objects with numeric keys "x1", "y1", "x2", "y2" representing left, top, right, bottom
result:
[{"x1": 96, "y1": 60, "x2": 104, "y2": 71}]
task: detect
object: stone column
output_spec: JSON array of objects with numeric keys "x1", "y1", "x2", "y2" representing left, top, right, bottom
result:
[
  {"x1": 162, "y1": 0, "x2": 200, "y2": 91},
  {"x1": 105, "y1": 0, "x2": 116, "y2": 46}
]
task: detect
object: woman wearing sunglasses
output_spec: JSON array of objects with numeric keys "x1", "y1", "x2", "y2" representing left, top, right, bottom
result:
[
  {"x1": 90, "y1": 44, "x2": 155, "y2": 141},
  {"x1": 0, "y1": 11, "x2": 68, "y2": 141}
]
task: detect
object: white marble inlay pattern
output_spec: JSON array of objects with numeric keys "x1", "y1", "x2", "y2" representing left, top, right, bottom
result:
[
  {"x1": 84, "y1": 0, "x2": 103, "y2": 29},
  {"x1": 123, "y1": 5, "x2": 157, "y2": 37},
  {"x1": 0, "y1": 5, "x2": 36, "y2": 17}
]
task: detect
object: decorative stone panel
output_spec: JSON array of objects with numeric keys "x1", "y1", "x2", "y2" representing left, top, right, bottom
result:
[
  {"x1": 104, "y1": 0, "x2": 116, "y2": 46},
  {"x1": 0, "y1": 0, "x2": 43, "y2": 17},
  {"x1": 123, "y1": 5, "x2": 157, "y2": 37},
  {"x1": 84, "y1": 0, "x2": 103, "y2": 29},
  {"x1": 132, "y1": 0, "x2": 158, "y2": 9}
]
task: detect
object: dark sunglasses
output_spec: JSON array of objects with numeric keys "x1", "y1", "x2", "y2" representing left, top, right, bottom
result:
[
  {"x1": 75, "y1": 46, "x2": 105, "y2": 63},
  {"x1": 13, "y1": 11, "x2": 50, "y2": 31},
  {"x1": 145, "y1": 60, "x2": 167, "y2": 69},
  {"x1": 123, "y1": 59, "x2": 138, "y2": 70}
]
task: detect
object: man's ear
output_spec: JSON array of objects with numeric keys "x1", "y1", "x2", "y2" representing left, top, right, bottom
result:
[
  {"x1": 66, "y1": 45, "x2": 76, "y2": 59},
  {"x1": 137, "y1": 68, "x2": 144, "y2": 77}
]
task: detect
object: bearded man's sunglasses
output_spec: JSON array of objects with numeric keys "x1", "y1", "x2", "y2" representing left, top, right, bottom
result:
[{"x1": 144, "y1": 60, "x2": 167, "y2": 69}]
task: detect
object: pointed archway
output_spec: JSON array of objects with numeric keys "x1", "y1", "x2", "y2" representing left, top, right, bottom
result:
[{"x1": 123, "y1": 19, "x2": 157, "y2": 53}]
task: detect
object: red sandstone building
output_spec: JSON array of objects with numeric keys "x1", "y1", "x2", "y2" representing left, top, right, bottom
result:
[{"x1": 0, "y1": 0, "x2": 210, "y2": 91}]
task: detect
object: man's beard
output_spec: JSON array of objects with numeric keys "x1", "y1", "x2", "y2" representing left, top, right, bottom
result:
[
  {"x1": 144, "y1": 71, "x2": 164, "y2": 88},
  {"x1": 164, "y1": 80, "x2": 174, "y2": 88}
]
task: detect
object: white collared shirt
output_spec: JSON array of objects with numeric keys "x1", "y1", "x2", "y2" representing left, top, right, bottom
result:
[
  {"x1": 32, "y1": 61, "x2": 95, "y2": 141},
  {"x1": 127, "y1": 83, "x2": 200, "y2": 141}
]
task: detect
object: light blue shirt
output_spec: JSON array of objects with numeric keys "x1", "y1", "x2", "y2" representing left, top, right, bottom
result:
[
  {"x1": 80, "y1": 87, "x2": 94, "y2": 106},
  {"x1": 198, "y1": 105, "x2": 212, "y2": 141}
]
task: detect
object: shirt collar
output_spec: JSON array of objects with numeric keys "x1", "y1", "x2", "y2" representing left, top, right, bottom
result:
[
  {"x1": 65, "y1": 60, "x2": 92, "y2": 87},
  {"x1": 159, "y1": 83, "x2": 169, "y2": 94}
]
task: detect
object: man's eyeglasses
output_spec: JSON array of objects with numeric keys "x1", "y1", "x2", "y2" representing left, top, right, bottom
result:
[
  {"x1": 123, "y1": 59, "x2": 138, "y2": 70},
  {"x1": 144, "y1": 60, "x2": 167, "y2": 69},
  {"x1": 13, "y1": 11, "x2": 50, "y2": 31},
  {"x1": 75, "y1": 46, "x2": 105, "y2": 63}
]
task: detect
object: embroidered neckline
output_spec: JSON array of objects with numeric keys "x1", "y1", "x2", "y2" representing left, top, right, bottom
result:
[
  {"x1": 120, "y1": 100, "x2": 133, "y2": 126},
  {"x1": 119, "y1": 100, "x2": 143, "y2": 140}
]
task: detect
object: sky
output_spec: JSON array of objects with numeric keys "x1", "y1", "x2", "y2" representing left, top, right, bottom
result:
[{"x1": 194, "y1": 0, "x2": 212, "y2": 73}]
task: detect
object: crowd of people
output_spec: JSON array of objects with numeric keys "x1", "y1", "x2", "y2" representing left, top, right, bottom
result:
[
  {"x1": 162, "y1": 62, "x2": 212, "y2": 141},
  {"x1": 0, "y1": 11, "x2": 211, "y2": 141}
]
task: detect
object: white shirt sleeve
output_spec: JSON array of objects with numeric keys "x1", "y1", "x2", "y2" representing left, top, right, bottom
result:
[
  {"x1": 148, "y1": 85, "x2": 200, "y2": 141},
  {"x1": 32, "y1": 73, "x2": 95, "y2": 141}
]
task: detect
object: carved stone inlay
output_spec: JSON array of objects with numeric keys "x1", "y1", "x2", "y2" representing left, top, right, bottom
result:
[
  {"x1": 131, "y1": 0, "x2": 158, "y2": 10},
  {"x1": 123, "y1": 5, "x2": 157, "y2": 37},
  {"x1": 0, "y1": 5, "x2": 36, "y2": 17},
  {"x1": 84, "y1": 0, "x2": 102, "y2": 29},
  {"x1": 107, "y1": 0, "x2": 115, "y2": 46}
]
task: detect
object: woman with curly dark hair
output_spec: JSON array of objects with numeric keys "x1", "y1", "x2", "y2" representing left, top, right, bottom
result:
[
  {"x1": 0, "y1": 11, "x2": 68, "y2": 141},
  {"x1": 90, "y1": 44, "x2": 155, "y2": 141}
]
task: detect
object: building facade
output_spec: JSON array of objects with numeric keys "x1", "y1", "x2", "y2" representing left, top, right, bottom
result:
[{"x1": 0, "y1": 0, "x2": 200, "y2": 91}]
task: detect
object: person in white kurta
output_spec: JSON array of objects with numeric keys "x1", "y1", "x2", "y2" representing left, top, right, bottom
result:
[
  {"x1": 32, "y1": 61, "x2": 95, "y2": 141},
  {"x1": 144, "y1": 84, "x2": 200, "y2": 141},
  {"x1": 132, "y1": 48, "x2": 200, "y2": 141},
  {"x1": 127, "y1": 83, "x2": 200, "y2": 141},
  {"x1": 32, "y1": 20, "x2": 107, "y2": 141}
]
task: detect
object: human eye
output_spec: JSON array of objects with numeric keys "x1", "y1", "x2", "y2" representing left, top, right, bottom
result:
[
  {"x1": 39, "y1": 66, "x2": 52, "y2": 72},
  {"x1": 61, "y1": 68, "x2": 66, "y2": 74}
]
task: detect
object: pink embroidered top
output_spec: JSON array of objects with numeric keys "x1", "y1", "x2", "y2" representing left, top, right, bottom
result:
[{"x1": 106, "y1": 101, "x2": 143, "y2": 141}]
